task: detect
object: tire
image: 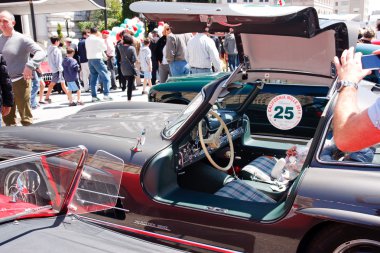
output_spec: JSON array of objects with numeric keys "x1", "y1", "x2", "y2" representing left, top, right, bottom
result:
[{"x1": 306, "y1": 224, "x2": 380, "y2": 253}]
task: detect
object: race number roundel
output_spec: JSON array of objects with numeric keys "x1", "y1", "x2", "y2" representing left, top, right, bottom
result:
[{"x1": 266, "y1": 95, "x2": 302, "y2": 130}]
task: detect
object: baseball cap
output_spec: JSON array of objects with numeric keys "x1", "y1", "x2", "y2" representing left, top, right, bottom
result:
[{"x1": 101, "y1": 30, "x2": 110, "y2": 35}]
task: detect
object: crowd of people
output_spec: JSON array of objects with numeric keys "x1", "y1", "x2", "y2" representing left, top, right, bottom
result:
[
  {"x1": 0, "y1": 11, "x2": 240, "y2": 126},
  {"x1": 357, "y1": 24, "x2": 380, "y2": 44}
]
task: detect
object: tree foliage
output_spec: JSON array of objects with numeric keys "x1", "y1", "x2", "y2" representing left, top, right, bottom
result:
[
  {"x1": 122, "y1": 0, "x2": 138, "y2": 20},
  {"x1": 57, "y1": 23, "x2": 63, "y2": 41},
  {"x1": 78, "y1": 0, "x2": 122, "y2": 31}
]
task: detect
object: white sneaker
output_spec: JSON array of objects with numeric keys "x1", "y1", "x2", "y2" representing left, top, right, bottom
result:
[
  {"x1": 103, "y1": 96, "x2": 113, "y2": 101},
  {"x1": 92, "y1": 97, "x2": 101, "y2": 102}
]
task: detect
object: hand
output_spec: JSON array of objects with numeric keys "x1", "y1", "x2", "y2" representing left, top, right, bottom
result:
[
  {"x1": 23, "y1": 66, "x2": 33, "y2": 80},
  {"x1": 2, "y1": 106, "x2": 11, "y2": 117},
  {"x1": 333, "y1": 47, "x2": 371, "y2": 84}
]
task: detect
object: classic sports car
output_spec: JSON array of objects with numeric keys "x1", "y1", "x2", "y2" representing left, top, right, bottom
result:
[{"x1": 1, "y1": 2, "x2": 380, "y2": 253}]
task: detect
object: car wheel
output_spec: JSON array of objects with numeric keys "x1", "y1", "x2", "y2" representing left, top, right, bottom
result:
[{"x1": 306, "y1": 224, "x2": 380, "y2": 253}]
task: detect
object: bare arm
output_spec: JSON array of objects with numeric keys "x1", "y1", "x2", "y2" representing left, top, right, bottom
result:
[{"x1": 333, "y1": 47, "x2": 380, "y2": 151}]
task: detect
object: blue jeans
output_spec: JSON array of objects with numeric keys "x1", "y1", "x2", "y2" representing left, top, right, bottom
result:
[
  {"x1": 190, "y1": 67, "x2": 212, "y2": 74},
  {"x1": 30, "y1": 73, "x2": 39, "y2": 108},
  {"x1": 169, "y1": 60, "x2": 190, "y2": 77},
  {"x1": 228, "y1": 54, "x2": 239, "y2": 71},
  {"x1": 88, "y1": 59, "x2": 110, "y2": 97}
]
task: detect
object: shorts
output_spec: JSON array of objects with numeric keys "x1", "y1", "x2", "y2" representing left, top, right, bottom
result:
[
  {"x1": 143, "y1": 71, "x2": 152, "y2": 79},
  {"x1": 51, "y1": 71, "x2": 64, "y2": 83},
  {"x1": 67, "y1": 81, "x2": 79, "y2": 92}
]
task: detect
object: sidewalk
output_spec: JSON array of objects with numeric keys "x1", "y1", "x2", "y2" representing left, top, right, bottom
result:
[{"x1": 31, "y1": 85, "x2": 149, "y2": 124}]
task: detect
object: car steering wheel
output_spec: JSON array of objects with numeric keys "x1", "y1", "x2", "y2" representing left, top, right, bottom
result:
[{"x1": 198, "y1": 110, "x2": 234, "y2": 171}]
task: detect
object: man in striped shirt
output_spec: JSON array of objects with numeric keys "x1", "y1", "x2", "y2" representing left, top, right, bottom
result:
[{"x1": 186, "y1": 32, "x2": 221, "y2": 74}]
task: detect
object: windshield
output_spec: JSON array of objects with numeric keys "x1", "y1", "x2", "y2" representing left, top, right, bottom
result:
[
  {"x1": 163, "y1": 80, "x2": 256, "y2": 138},
  {"x1": 71, "y1": 150, "x2": 124, "y2": 214},
  {"x1": 163, "y1": 92, "x2": 204, "y2": 137},
  {"x1": 0, "y1": 148, "x2": 124, "y2": 223}
]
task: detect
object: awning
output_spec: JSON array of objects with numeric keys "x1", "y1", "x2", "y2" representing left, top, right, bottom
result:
[{"x1": 0, "y1": 0, "x2": 106, "y2": 15}]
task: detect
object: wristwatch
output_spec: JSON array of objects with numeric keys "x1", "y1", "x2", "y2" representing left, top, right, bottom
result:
[{"x1": 336, "y1": 80, "x2": 358, "y2": 92}]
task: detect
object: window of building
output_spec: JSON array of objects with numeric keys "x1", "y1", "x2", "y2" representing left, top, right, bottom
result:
[{"x1": 335, "y1": 2, "x2": 338, "y2": 6}]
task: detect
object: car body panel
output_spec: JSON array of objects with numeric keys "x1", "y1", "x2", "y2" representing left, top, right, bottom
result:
[
  {"x1": 0, "y1": 215, "x2": 183, "y2": 252},
  {"x1": 130, "y1": 2, "x2": 320, "y2": 38}
]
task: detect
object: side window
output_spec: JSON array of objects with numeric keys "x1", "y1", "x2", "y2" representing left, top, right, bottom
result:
[{"x1": 319, "y1": 122, "x2": 379, "y2": 164}]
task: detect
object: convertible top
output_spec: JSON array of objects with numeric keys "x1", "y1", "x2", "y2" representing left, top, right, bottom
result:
[{"x1": 130, "y1": 1, "x2": 320, "y2": 37}]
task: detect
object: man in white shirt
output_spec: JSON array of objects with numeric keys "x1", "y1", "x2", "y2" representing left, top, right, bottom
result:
[
  {"x1": 85, "y1": 27, "x2": 112, "y2": 102},
  {"x1": 186, "y1": 32, "x2": 221, "y2": 74},
  {"x1": 102, "y1": 30, "x2": 117, "y2": 90}
]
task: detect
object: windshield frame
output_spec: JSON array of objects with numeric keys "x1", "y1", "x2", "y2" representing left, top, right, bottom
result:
[
  {"x1": 163, "y1": 91, "x2": 206, "y2": 138},
  {"x1": 162, "y1": 68, "x2": 254, "y2": 139}
]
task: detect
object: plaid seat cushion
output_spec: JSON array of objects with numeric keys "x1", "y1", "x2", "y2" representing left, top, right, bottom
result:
[
  {"x1": 240, "y1": 156, "x2": 277, "y2": 182},
  {"x1": 215, "y1": 180, "x2": 276, "y2": 203},
  {"x1": 248, "y1": 156, "x2": 277, "y2": 176}
]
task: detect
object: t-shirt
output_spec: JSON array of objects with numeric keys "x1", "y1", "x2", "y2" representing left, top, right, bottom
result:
[
  {"x1": 139, "y1": 46, "x2": 152, "y2": 72},
  {"x1": 0, "y1": 31, "x2": 45, "y2": 80},
  {"x1": 85, "y1": 35, "x2": 106, "y2": 60}
]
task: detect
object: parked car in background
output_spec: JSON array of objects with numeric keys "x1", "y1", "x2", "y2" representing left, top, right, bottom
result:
[
  {"x1": 40, "y1": 61, "x2": 63, "y2": 93},
  {"x1": 0, "y1": 146, "x2": 181, "y2": 252},
  {"x1": 1, "y1": 2, "x2": 380, "y2": 253},
  {"x1": 149, "y1": 42, "x2": 380, "y2": 141}
]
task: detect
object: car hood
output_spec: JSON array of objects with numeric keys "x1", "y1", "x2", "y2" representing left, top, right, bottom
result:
[
  {"x1": 0, "y1": 103, "x2": 184, "y2": 166},
  {"x1": 37, "y1": 102, "x2": 183, "y2": 139},
  {"x1": 131, "y1": 1, "x2": 356, "y2": 78}
]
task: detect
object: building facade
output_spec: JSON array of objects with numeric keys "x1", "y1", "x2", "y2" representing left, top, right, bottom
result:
[
  {"x1": 215, "y1": 0, "x2": 372, "y2": 21},
  {"x1": 334, "y1": 0, "x2": 370, "y2": 21}
]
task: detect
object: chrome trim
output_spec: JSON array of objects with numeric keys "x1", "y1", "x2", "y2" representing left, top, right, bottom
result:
[
  {"x1": 250, "y1": 134, "x2": 310, "y2": 145},
  {"x1": 333, "y1": 239, "x2": 380, "y2": 253},
  {"x1": 78, "y1": 216, "x2": 242, "y2": 253}
]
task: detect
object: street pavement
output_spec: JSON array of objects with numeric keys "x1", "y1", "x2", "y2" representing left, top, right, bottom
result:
[{"x1": 32, "y1": 85, "x2": 149, "y2": 124}]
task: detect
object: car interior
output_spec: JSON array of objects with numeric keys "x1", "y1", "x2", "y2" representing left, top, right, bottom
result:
[
  {"x1": 142, "y1": 71, "x2": 335, "y2": 221},
  {"x1": 142, "y1": 67, "x2": 380, "y2": 222}
]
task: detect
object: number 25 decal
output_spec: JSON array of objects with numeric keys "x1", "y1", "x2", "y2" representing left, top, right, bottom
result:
[{"x1": 274, "y1": 106, "x2": 294, "y2": 120}]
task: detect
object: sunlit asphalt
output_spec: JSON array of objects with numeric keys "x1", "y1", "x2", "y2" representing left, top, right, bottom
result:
[{"x1": 30, "y1": 85, "x2": 149, "y2": 124}]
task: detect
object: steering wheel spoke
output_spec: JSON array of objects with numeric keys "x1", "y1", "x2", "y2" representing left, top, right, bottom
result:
[{"x1": 198, "y1": 110, "x2": 234, "y2": 171}]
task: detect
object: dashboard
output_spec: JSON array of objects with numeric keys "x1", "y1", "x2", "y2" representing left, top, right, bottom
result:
[{"x1": 174, "y1": 110, "x2": 245, "y2": 171}]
